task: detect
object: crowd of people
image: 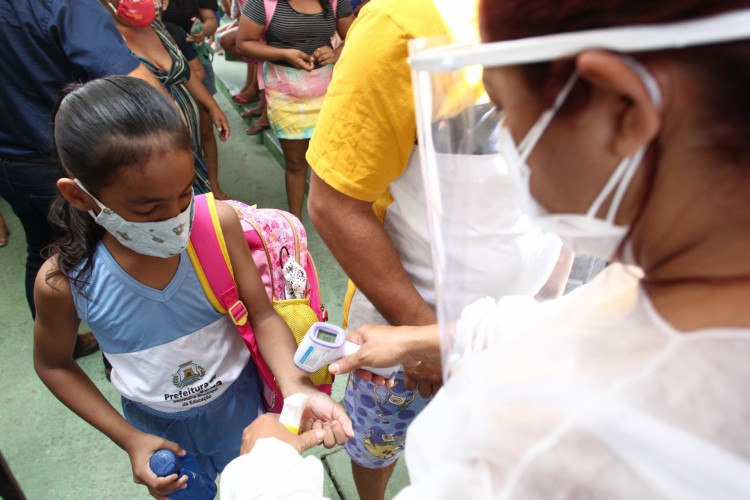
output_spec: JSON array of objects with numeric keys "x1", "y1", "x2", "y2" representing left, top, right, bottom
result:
[{"x1": 2, "y1": 0, "x2": 750, "y2": 498}]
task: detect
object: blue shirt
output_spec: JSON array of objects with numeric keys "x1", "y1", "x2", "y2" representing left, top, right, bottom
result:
[
  {"x1": 0, "y1": 0, "x2": 140, "y2": 156},
  {"x1": 71, "y1": 244, "x2": 251, "y2": 413}
]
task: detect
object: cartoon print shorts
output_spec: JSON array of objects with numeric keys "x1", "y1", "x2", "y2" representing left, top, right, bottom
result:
[{"x1": 344, "y1": 371, "x2": 432, "y2": 468}]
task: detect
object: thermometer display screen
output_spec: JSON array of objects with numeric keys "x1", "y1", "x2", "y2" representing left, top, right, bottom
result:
[{"x1": 316, "y1": 329, "x2": 338, "y2": 343}]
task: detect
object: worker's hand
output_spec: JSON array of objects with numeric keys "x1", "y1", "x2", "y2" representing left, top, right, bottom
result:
[
  {"x1": 284, "y1": 49, "x2": 314, "y2": 71},
  {"x1": 125, "y1": 432, "x2": 188, "y2": 500},
  {"x1": 329, "y1": 324, "x2": 426, "y2": 387},
  {"x1": 298, "y1": 392, "x2": 354, "y2": 448},
  {"x1": 240, "y1": 414, "x2": 326, "y2": 455}
]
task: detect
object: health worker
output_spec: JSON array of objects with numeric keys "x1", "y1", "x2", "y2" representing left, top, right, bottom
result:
[{"x1": 220, "y1": 2, "x2": 750, "y2": 498}]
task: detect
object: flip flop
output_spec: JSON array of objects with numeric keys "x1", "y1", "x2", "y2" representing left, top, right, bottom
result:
[
  {"x1": 241, "y1": 107, "x2": 264, "y2": 118},
  {"x1": 232, "y1": 94, "x2": 250, "y2": 104},
  {"x1": 246, "y1": 122, "x2": 270, "y2": 135}
]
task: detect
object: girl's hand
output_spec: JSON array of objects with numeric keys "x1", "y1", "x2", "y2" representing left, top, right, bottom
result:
[
  {"x1": 313, "y1": 46, "x2": 338, "y2": 66},
  {"x1": 240, "y1": 414, "x2": 326, "y2": 455},
  {"x1": 298, "y1": 392, "x2": 354, "y2": 448},
  {"x1": 285, "y1": 49, "x2": 315, "y2": 71},
  {"x1": 209, "y1": 107, "x2": 231, "y2": 141},
  {"x1": 126, "y1": 432, "x2": 188, "y2": 499}
]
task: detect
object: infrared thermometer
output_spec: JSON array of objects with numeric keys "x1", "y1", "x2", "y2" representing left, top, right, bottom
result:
[{"x1": 294, "y1": 323, "x2": 401, "y2": 379}]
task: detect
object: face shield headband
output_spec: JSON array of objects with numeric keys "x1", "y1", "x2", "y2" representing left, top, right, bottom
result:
[{"x1": 409, "y1": 8, "x2": 750, "y2": 72}]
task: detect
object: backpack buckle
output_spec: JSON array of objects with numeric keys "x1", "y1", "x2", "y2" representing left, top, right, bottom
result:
[{"x1": 229, "y1": 301, "x2": 249, "y2": 326}]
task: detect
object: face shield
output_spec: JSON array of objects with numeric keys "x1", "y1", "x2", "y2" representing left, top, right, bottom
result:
[{"x1": 408, "y1": 8, "x2": 750, "y2": 382}]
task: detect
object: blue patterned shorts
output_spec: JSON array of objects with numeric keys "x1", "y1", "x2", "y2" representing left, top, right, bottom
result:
[{"x1": 344, "y1": 371, "x2": 432, "y2": 468}]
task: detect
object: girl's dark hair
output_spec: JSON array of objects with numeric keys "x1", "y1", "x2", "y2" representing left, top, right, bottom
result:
[{"x1": 48, "y1": 75, "x2": 192, "y2": 290}]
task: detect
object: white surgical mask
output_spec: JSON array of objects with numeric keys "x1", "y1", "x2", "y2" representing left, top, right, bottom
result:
[
  {"x1": 498, "y1": 62, "x2": 658, "y2": 261},
  {"x1": 74, "y1": 179, "x2": 194, "y2": 258}
]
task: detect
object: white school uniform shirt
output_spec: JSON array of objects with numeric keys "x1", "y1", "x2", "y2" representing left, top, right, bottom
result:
[
  {"x1": 221, "y1": 263, "x2": 750, "y2": 499},
  {"x1": 71, "y1": 244, "x2": 249, "y2": 413}
]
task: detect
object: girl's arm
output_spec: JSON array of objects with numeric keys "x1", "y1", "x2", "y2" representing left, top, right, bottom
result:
[
  {"x1": 216, "y1": 202, "x2": 315, "y2": 397},
  {"x1": 216, "y1": 201, "x2": 353, "y2": 443},
  {"x1": 237, "y1": 16, "x2": 314, "y2": 70},
  {"x1": 184, "y1": 67, "x2": 230, "y2": 141},
  {"x1": 33, "y1": 260, "x2": 187, "y2": 498}
]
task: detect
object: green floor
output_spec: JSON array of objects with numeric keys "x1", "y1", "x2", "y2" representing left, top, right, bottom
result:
[{"x1": 0, "y1": 55, "x2": 409, "y2": 499}]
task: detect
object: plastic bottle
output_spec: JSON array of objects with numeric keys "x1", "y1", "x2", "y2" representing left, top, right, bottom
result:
[{"x1": 149, "y1": 449, "x2": 217, "y2": 500}]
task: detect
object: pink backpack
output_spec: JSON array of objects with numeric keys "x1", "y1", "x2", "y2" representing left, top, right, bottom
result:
[{"x1": 187, "y1": 193, "x2": 331, "y2": 413}]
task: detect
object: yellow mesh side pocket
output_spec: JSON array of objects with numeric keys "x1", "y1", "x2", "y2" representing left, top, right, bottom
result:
[{"x1": 273, "y1": 298, "x2": 333, "y2": 387}]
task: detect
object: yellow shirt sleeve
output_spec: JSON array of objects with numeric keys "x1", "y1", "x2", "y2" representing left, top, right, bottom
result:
[{"x1": 307, "y1": 4, "x2": 433, "y2": 203}]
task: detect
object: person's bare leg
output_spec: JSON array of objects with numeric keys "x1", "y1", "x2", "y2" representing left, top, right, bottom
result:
[
  {"x1": 0, "y1": 210, "x2": 9, "y2": 247},
  {"x1": 352, "y1": 461, "x2": 398, "y2": 500},
  {"x1": 222, "y1": 29, "x2": 258, "y2": 101},
  {"x1": 279, "y1": 139, "x2": 309, "y2": 219},
  {"x1": 200, "y1": 107, "x2": 226, "y2": 200}
]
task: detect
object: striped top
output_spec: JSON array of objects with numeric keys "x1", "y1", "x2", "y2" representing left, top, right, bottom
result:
[
  {"x1": 243, "y1": 0, "x2": 352, "y2": 67},
  {"x1": 137, "y1": 20, "x2": 210, "y2": 194}
]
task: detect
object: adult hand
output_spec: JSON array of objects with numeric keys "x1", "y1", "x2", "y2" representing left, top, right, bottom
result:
[
  {"x1": 125, "y1": 432, "x2": 187, "y2": 500},
  {"x1": 403, "y1": 358, "x2": 442, "y2": 397},
  {"x1": 285, "y1": 49, "x2": 315, "y2": 71},
  {"x1": 313, "y1": 46, "x2": 338, "y2": 66},
  {"x1": 328, "y1": 325, "x2": 428, "y2": 387},
  {"x1": 209, "y1": 107, "x2": 231, "y2": 141},
  {"x1": 294, "y1": 392, "x2": 354, "y2": 448},
  {"x1": 241, "y1": 414, "x2": 327, "y2": 455}
]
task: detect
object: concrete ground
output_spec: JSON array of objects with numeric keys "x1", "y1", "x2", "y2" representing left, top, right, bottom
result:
[{"x1": 0, "y1": 55, "x2": 409, "y2": 499}]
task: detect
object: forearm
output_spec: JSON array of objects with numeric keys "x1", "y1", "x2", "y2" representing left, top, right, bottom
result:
[
  {"x1": 404, "y1": 324, "x2": 441, "y2": 363},
  {"x1": 35, "y1": 360, "x2": 141, "y2": 450},
  {"x1": 309, "y1": 178, "x2": 435, "y2": 327},
  {"x1": 186, "y1": 70, "x2": 220, "y2": 112},
  {"x1": 237, "y1": 39, "x2": 289, "y2": 62},
  {"x1": 199, "y1": 10, "x2": 219, "y2": 36},
  {"x1": 254, "y1": 313, "x2": 316, "y2": 396}
]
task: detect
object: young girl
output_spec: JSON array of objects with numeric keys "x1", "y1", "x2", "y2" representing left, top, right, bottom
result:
[{"x1": 33, "y1": 76, "x2": 351, "y2": 498}]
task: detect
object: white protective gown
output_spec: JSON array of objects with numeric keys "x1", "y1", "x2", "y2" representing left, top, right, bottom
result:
[{"x1": 221, "y1": 263, "x2": 750, "y2": 499}]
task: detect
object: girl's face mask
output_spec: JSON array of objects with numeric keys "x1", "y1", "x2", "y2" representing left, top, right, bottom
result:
[{"x1": 74, "y1": 179, "x2": 194, "y2": 258}]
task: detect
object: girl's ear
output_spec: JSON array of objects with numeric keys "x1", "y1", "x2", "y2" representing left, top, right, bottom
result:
[
  {"x1": 576, "y1": 50, "x2": 663, "y2": 158},
  {"x1": 57, "y1": 178, "x2": 98, "y2": 212}
]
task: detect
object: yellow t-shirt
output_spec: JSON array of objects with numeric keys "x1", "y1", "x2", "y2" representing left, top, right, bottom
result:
[{"x1": 306, "y1": 0, "x2": 448, "y2": 219}]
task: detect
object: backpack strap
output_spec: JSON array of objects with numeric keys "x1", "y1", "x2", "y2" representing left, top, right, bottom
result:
[
  {"x1": 330, "y1": 0, "x2": 337, "y2": 19},
  {"x1": 263, "y1": 0, "x2": 278, "y2": 33},
  {"x1": 187, "y1": 193, "x2": 249, "y2": 327}
]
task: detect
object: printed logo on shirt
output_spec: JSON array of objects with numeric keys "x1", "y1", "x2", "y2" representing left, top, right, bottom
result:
[{"x1": 172, "y1": 361, "x2": 206, "y2": 388}]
